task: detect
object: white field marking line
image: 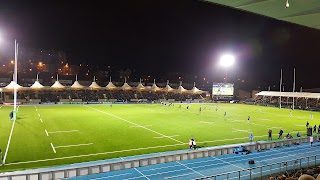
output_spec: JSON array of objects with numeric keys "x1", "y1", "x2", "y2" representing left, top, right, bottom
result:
[
  {"x1": 2, "y1": 111, "x2": 17, "y2": 164},
  {"x1": 230, "y1": 120, "x2": 244, "y2": 123},
  {"x1": 134, "y1": 168, "x2": 150, "y2": 180},
  {"x1": 295, "y1": 124, "x2": 305, "y2": 127},
  {"x1": 40, "y1": 118, "x2": 43, "y2": 123},
  {"x1": 232, "y1": 128, "x2": 251, "y2": 133},
  {"x1": 257, "y1": 118, "x2": 270, "y2": 121},
  {"x1": 45, "y1": 130, "x2": 49, "y2": 136},
  {"x1": 90, "y1": 173, "x2": 133, "y2": 180},
  {"x1": 3, "y1": 133, "x2": 284, "y2": 166},
  {"x1": 130, "y1": 125, "x2": 152, "y2": 128},
  {"x1": 175, "y1": 161, "x2": 205, "y2": 177},
  {"x1": 5, "y1": 143, "x2": 184, "y2": 166},
  {"x1": 35, "y1": 108, "x2": 37, "y2": 111},
  {"x1": 50, "y1": 143, "x2": 56, "y2": 153},
  {"x1": 38, "y1": 113, "x2": 40, "y2": 117},
  {"x1": 47, "y1": 130, "x2": 79, "y2": 134},
  {"x1": 55, "y1": 143, "x2": 93, "y2": 149},
  {"x1": 154, "y1": 135, "x2": 180, "y2": 139},
  {"x1": 199, "y1": 121, "x2": 215, "y2": 124},
  {"x1": 84, "y1": 105, "x2": 183, "y2": 144}
]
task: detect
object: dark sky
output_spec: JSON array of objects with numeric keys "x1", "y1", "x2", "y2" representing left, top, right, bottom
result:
[{"x1": 1, "y1": 0, "x2": 320, "y2": 89}]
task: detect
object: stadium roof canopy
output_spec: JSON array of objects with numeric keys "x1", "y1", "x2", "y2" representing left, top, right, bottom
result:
[
  {"x1": 205, "y1": 0, "x2": 320, "y2": 30},
  {"x1": 256, "y1": 91, "x2": 320, "y2": 99}
]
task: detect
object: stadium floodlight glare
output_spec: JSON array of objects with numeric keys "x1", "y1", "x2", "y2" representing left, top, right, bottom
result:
[
  {"x1": 220, "y1": 54, "x2": 234, "y2": 67},
  {"x1": 220, "y1": 54, "x2": 234, "y2": 83}
]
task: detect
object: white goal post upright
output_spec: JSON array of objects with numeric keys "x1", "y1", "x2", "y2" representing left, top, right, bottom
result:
[
  {"x1": 279, "y1": 68, "x2": 282, "y2": 109},
  {"x1": 13, "y1": 39, "x2": 18, "y2": 120},
  {"x1": 292, "y1": 68, "x2": 295, "y2": 110}
]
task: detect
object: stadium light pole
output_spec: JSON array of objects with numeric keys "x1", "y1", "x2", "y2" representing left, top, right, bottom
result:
[{"x1": 219, "y1": 54, "x2": 234, "y2": 83}]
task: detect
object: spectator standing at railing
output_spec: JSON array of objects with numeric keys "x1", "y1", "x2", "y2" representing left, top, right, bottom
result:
[
  {"x1": 310, "y1": 136, "x2": 313, "y2": 147},
  {"x1": 268, "y1": 129, "x2": 272, "y2": 140},
  {"x1": 249, "y1": 133, "x2": 253, "y2": 143}
]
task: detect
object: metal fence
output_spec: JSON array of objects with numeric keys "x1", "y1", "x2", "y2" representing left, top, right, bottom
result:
[
  {"x1": 0, "y1": 137, "x2": 313, "y2": 180},
  {"x1": 196, "y1": 155, "x2": 320, "y2": 180}
]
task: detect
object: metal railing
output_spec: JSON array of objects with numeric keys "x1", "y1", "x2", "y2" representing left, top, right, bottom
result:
[{"x1": 196, "y1": 155, "x2": 320, "y2": 180}]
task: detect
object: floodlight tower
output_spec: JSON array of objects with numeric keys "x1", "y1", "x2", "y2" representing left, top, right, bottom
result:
[{"x1": 219, "y1": 54, "x2": 234, "y2": 83}]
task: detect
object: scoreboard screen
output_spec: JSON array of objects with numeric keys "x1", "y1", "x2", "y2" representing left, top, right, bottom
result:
[{"x1": 212, "y1": 83, "x2": 234, "y2": 96}]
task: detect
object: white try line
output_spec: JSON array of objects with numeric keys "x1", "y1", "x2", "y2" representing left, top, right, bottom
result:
[
  {"x1": 45, "y1": 130, "x2": 49, "y2": 136},
  {"x1": 154, "y1": 135, "x2": 180, "y2": 139},
  {"x1": 130, "y1": 125, "x2": 152, "y2": 128},
  {"x1": 55, "y1": 143, "x2": 93, "y2": 149},
  {"x1": 50, "y1": 143, "x2": 56, "y2": 153},
  {"x1": 232, "y1": 128, "x2": 251, "y2": 133},
  {"x1": 47, "y1": 130, "x2": 79, "y2": 134},
  {"x1": 2, "y1": 111, "x2": 17, "y2": 164},
  {"x1": 84, "y1": 105, "x2": 183, "y2": 144}
]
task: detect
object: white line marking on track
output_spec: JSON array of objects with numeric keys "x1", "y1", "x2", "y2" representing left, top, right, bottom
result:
[
  {"x1": 91, "y1": 173, "x2": 133, "y2": 180},
  {"x1": 84, "y1": 105, "x2": 183, "y2": 144},
  {"x1": 134, "y1": 168, "x2": 150, "y2": 180},
  {"x1": 154, "y1": 135, "x2": 180, "y2": 139},
  {"x1": 176, "y1": 161, "x2": 205, "y2": 177},
  {"x1": 50, "y1": 143, "x2": 56, "y2": 153},
  {"x1": 165, "y1": 172, "x2": 196, "y2": 179},
  {"x1": 47, "y1": 130, "x2": 79, "y2": 134},
  {"x1": 211, "y1": 156, "x2": 248, "y2": 171},
  {"x1": 45, "y1": 130, "x2": 49, "y2": 136},
  {"x1": 55, "y1": 143, "x2": 93, "y2": 149}
]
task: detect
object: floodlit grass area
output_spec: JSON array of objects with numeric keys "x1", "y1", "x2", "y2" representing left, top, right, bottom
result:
[{"x1": 0, "y1": 103, "x2": 319, "y2": 172}]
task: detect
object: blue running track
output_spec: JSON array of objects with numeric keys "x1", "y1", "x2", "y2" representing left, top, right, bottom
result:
[{"x1": 68, "y1": 141, "x2": 320, "y2": 180}]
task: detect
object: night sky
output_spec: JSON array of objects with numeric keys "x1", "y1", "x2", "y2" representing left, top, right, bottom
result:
[{"x1": 0, "y1": 0, "x2": 320, "y2": 90}]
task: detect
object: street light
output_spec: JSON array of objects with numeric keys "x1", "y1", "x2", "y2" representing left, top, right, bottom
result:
[{"x1": 219, "y1": 54, "x2": 234, "y2": 83}]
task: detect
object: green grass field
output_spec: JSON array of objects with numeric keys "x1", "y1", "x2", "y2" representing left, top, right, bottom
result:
[{"x1": 0, "y1": 103, "x2": 319, "y2": 172}]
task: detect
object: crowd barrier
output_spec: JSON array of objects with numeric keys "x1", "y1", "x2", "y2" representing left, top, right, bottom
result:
[{"x1": 0, "y1": 137, "x2": 313, "y2": 180}]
